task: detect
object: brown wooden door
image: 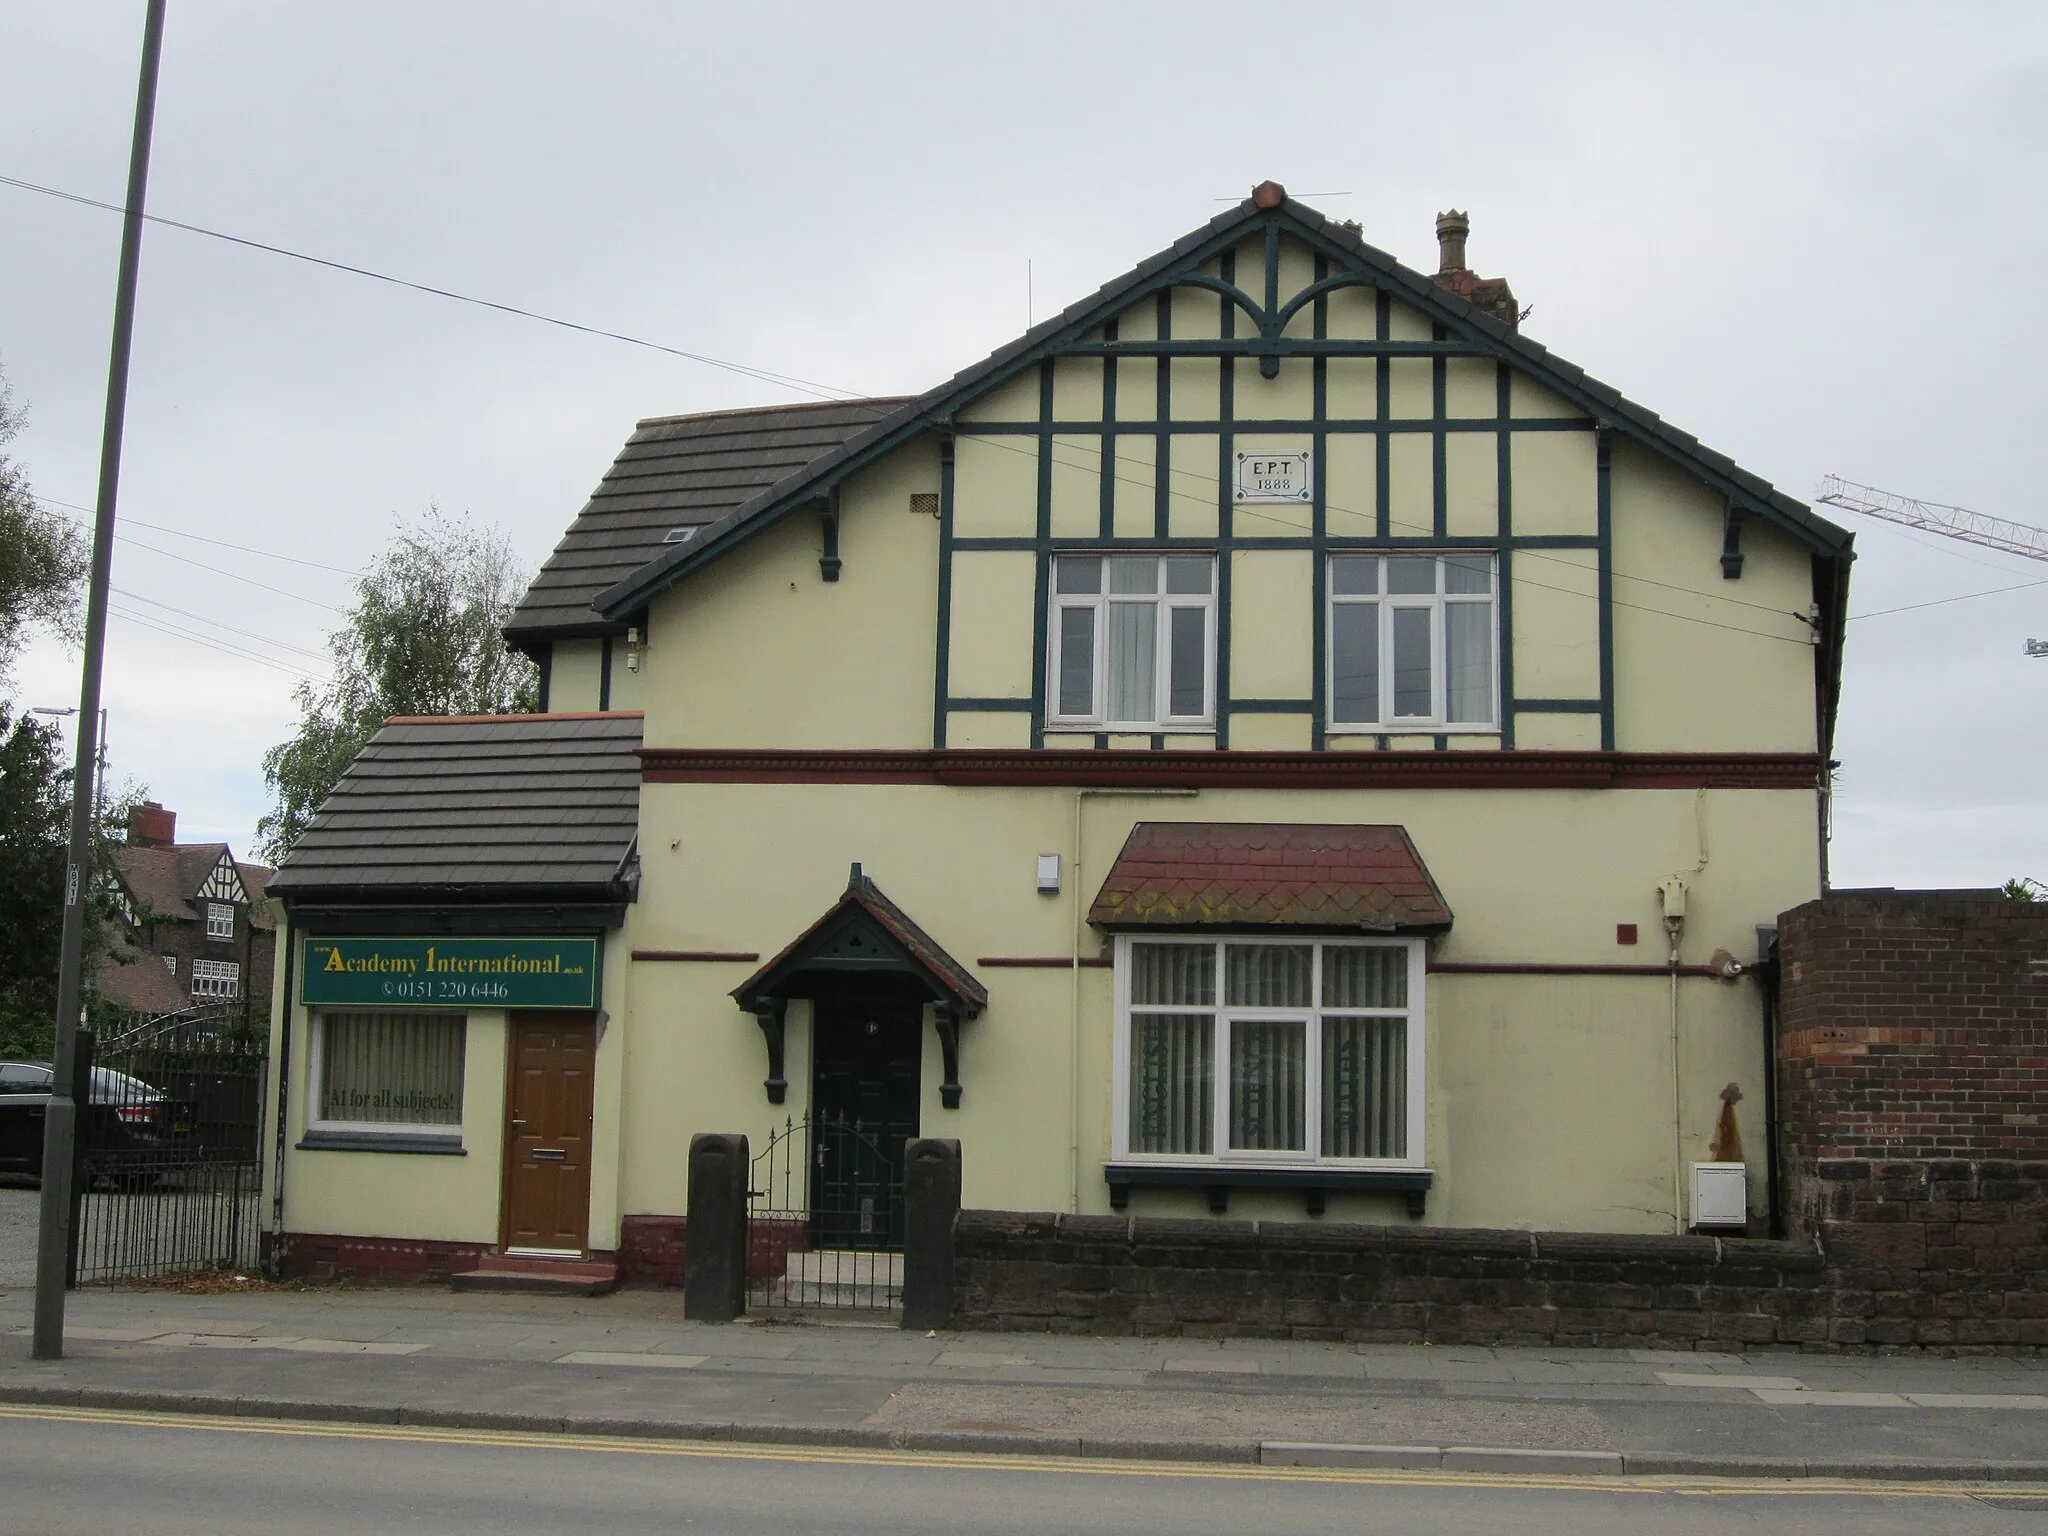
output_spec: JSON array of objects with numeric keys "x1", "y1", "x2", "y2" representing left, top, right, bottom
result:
[{"x1": 501, "y1": 1013, "x2": 596, "y2": 1255}]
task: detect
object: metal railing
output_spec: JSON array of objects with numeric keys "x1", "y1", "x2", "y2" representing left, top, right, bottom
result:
[
  {"x1": 746, "y1": 1113, "x2": 904, "y2": 1313},
  {"x1": 72, "y1": 1005, "x2": 266, "y2": 1283}
]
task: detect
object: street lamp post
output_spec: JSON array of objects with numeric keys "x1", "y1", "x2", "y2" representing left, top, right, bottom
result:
[{"x1": 33, "y1": 0, "x2": 167, "y2": 1362}]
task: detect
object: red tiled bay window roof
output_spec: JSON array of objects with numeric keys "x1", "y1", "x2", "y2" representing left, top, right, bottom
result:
[{"x1": 1088, "y1": 822, "x2": 1452, "y2": 932}]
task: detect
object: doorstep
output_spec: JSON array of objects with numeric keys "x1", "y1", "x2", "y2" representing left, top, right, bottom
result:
[{"x1": 449, "y1": 1253, "x2": 618, "y2": 1296}]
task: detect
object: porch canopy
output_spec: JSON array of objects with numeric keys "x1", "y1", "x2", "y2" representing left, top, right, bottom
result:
[
  {"x1": 733, "y1": 864, "x2": 986, "y2": 1107},
  {"x1": 1088, "y1": 822, "x2": 1453, "y2": 933}
]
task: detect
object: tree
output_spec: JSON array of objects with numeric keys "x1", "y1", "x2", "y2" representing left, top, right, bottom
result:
[
  {"x1": 2004, "y1": 877, "x2": 2044, "y2": 902},
  {"x1": 0, "y1": 363, "x2": 87, "y2": 687},
  {"x1": 258, "y1": 508, "x2": 537, "y2": 861},
  {"x1": 0, "y1": 705, "x2": 139, "y2": 1058}
]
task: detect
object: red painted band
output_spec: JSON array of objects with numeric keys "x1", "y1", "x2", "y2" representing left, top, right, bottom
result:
[{"x1": 638, "y1": 747, "x2": 1822, "y2": 791}]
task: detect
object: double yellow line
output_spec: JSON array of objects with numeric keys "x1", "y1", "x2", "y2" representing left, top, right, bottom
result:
[{"x1": 0, "y1": 1403, "x2": 2021, "y2": 1503}]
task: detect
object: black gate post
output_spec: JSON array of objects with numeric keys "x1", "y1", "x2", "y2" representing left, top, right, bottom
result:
[
  {"x1": 900, "y1": 1138, "x2": 960, "y2": 1330},
  {"x1": 683, "y1": 1133, "x2": 749, "y2": 1322},
  {"x1": 65, "y1": 1030, "x2": 96, "y2": 1289}
]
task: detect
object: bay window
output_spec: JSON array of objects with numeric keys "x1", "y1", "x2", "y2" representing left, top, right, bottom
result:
[
  {"x1": 1327, "y1": 553, "x2": 1497, "y2": 731},
  {"x1": 1115, "y1": 936, "x2": 1424, "y2": 1166},
  {"x1": 1049, "y1": 553, "x2": 1215, "y2": 729}
]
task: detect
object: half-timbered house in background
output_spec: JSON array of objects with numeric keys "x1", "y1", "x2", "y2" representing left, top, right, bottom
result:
[{"x1": 263, "y1": 185, "x2": 1851, "y2": 1288}]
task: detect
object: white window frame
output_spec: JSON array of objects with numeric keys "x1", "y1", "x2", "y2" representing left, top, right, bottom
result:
[
  {"x1": 1047, "y1": 552, "x2": 1217, "y2": 731},
  {"x1": 190, "y1": 958, "x2": 239, "y2": 999},
  {"x1": 305, "y1": 1009, "x2": 467, "y2": 1142},
  {"x1": 206, "y1": 901, "x2": 235, "y2": 940},
  {"x1": 1110, "y1": 934, "x2": 1427, "y2": 1169},
  {"x1": 1325, "y1": 552, "x2": 1499, "y2": 733}
]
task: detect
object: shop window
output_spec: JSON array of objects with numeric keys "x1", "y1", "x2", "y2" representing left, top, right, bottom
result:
[
  {"x1": 1114, "y1": 936, "x2": 1423, "y2": 1166},
  {"x1": 312, "y1": 1011, "x2": 466, "y2": 1132}
]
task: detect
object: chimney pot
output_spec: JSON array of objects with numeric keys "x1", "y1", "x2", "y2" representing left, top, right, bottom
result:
[
  {"x1": 128, "y1": 800, "x2": 176, "y2": 847},
  {"x1": 1435, "y1": 209, "x2": 1470, "y2": 273}
]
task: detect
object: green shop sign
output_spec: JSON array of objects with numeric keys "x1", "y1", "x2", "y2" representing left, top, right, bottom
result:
[{"x1": 300, "y1": 936, "x2": 600, "y2": 1010}]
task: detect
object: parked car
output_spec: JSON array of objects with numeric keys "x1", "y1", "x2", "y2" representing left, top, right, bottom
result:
[{"x1": 0, "y1": 1061, "x2": 176, "y2": 1181}]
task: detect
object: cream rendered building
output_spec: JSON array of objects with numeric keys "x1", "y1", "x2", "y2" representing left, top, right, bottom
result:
[{"x1": 263, "y1": 187, "x2": 1851, "y2": 1284}]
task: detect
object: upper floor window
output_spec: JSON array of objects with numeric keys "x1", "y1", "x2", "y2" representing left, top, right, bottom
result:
[
  {"x1": 1049, "y1": 553, "x2": 1215, "y2": 730},
  {"x1": 191, "y1": 959, "x2": 239, "y2": 999},
  {"x1": 1327, "y1": 553, "x2": 1497, "y2": 731},
  {"x1": 206, "y1": 902, "x2": 235, "y2": 940}
]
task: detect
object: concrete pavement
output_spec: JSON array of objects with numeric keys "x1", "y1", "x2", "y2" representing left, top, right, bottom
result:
[{"x1": 2, "y1": 1281, "x2": 2046, "y2": 1483}]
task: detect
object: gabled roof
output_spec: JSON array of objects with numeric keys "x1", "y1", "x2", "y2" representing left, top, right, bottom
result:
[
  {"x1": 504, "y1": 398, "x2": 911, "y2": 647},
  {"x1": 267, "y1": 712, "x2": 644, "y2": 903},
  {"x1": 733, "y1": 863, "x2": 987, "y2": 1017},
  {"x1": 594, "y1": 189, "x2": 1852, "y2": 625},
  {"x1": 1089, "y1": 822, "x2": 1453, "y2": 932}
]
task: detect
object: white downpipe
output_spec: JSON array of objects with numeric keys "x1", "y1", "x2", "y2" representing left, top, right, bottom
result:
[{"x1": 1664, "y1": 788, "x2": 1711, "y2": 1235}]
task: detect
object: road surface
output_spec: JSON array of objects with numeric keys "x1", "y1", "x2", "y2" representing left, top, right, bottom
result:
[{"x1": 0, "y1": 1403, "x2": 2041, "y2": 1535}]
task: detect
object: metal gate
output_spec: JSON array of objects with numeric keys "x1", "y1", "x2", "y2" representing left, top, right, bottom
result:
[
  {"x1": 72, "y1": 1006, "x2": 267, "y2": 1283},
  {"x1": 746, "y1": 1112, "x2": 903, "y2": 1313}
]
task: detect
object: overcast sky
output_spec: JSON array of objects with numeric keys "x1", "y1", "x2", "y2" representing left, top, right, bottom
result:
[{"x1": 3, "y1": 2, "x2": 2045, "y2": 889}]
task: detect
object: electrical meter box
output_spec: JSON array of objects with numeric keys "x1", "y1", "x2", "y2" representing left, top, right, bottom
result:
[{"x1": 1691, "y1": 1161, "x2": 1748, "y2": 1230}]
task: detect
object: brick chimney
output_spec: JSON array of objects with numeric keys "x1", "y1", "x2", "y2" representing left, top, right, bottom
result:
[
  {"x1": 1433, "y1": 210, "x2": 1520, "y2": 330},
  {"x1": 128, "y1": 801, "x2": 176, "y2": 847}
]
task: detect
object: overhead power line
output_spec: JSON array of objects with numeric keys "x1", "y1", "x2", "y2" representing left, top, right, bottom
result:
[
  {"x1": 36, "y1": 493, "x2": 360, "y2": 575},
  {"x1": 0, "y1": 172, "x2": 867, "y2": 403}
]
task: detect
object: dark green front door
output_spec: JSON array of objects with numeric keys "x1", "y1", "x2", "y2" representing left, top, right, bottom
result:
[{"x1": 809, "y1": 983, "x2": 921, "y2": 1250}]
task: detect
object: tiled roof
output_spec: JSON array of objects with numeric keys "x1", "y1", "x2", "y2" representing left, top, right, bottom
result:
[
  {"x1": 112, "y1": 845, "x2": 200, "y2": 921},
  {"x1": 503, "y1": 398, "x2": 911, "y2": 644},
  {"x1": 267, "y1": 713, "x2": 644, "y2": 900},
  {"x1": 1088, "y1": 822, "x2": 1452, "y2": 932},
  {"x1": 93, "y1": 943, "x2": 191, "y2": 1015},
  {"x1": 735, "y1": 864, "x2": 987, "y2": 1016}
]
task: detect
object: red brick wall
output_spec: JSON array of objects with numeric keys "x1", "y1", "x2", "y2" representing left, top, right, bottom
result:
[
  {"x1": 1778, "y1": 896, "x2": 2048, "y2": 1167},
  {"x1": 1773, "y1": 895, "x2": 2048, "y2": 1348}
]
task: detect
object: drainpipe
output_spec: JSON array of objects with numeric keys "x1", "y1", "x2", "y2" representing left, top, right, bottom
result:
[
  {"x1": 267, "y1": 913, "x2": 296, "y2": 1280},
  {"x1": 1069, "y1": 787, "x2": 1198, "y2": 1214},
  {"x1": 1755, "y1": 927, "x2": 1783, "y2": 1239}
]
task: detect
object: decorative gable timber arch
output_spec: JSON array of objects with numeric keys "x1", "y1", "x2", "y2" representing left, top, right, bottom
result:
[{"x1": 732, "y1": 864, "x2": 987, "y2": 1109}]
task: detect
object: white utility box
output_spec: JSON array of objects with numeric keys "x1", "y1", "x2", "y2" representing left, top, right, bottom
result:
[{"x1": 1691, "y1": 1161, "x2": 1748, "y2": 1230}]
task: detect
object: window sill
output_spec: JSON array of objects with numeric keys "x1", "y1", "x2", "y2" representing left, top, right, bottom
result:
[
  {"x1": 297, "y1": 1129, "x2": 466, "y2": 1156},
  {"x1": 1325, "y1": 727, "x2": 1500, "y2": 737},
  {"x1": 1104, "y1": 1162, "x2": 1432, "y2": 1218}
]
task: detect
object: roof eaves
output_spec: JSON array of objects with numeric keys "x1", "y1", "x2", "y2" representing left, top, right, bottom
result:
[{"x1": 598, "y1": 194, "x2": 1848, "y2": 620}]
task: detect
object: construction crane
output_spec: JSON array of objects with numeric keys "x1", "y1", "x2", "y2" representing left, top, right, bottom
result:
[{"x1": 1813, "y1": 475, "x2": 2048, "y2": 656}]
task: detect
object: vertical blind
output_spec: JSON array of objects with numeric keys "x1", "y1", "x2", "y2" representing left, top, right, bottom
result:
[
  {"x1": 320, "y1": 1012, "x2": 465, "y2": 1126},
  {"x1": 1128, "y1": 942, "x2": 1412, "y2": 1162}
]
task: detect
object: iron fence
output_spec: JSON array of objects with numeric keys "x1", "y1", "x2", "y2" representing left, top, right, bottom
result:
[
  {"x1": 746, "y1": 1113, "x2": 903, "y2": 1313},
  {"x1": 72, "y1": 1005, "x2": 266, "y2": 1283}
]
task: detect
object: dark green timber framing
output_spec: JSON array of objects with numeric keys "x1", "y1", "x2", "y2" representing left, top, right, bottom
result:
[
  {"x1": 596, "y1": 195, "x2": 1851, "y2": 630},
  {"x1": 1596, "y1": 427, "x2": 1617, "y2": 751},
  {"x1": 1310, "y1": 252, "x2": 1329, "y2": 749},
  {"x1": 1495, "y1": 362, "x2": 1515, "y2": 747},
  {"x1": 1214, "y1": 248, "x2": 1235, "y2": 750},
  {"x1": 931, "y1": 430, "x2": 956, "y2": 747},
  {"x1": 597, "y1": 198, "x2": 1852, "y2": 760},
  {"x1": 1029, "y1": 361, "x2": 1054, "y2": 749}
]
